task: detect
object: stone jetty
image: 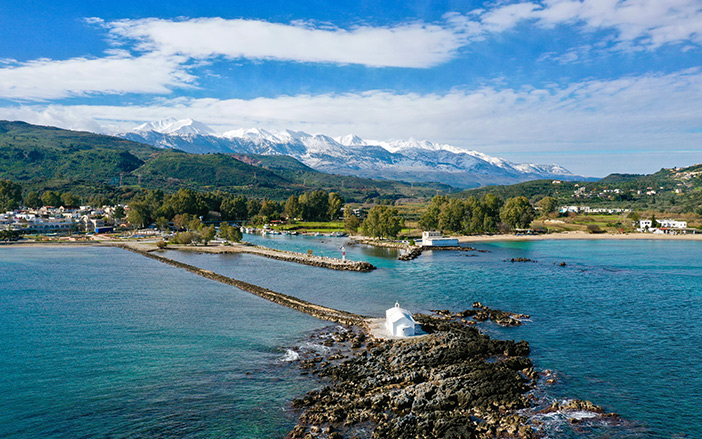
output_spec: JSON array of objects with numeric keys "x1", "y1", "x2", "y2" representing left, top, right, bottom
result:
[
  {"x1": 118, "y1": 244, "x2": 369, "y2": 327},
  {"x1": 165, "y1": 242, "x2": 376, "y2": 272}
]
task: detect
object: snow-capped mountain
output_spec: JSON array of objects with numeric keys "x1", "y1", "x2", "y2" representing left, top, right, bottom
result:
[
  {"x1": 133, "y1": 117, "x2": 214, "y2": 136},
  {"x1": 119, "y1": 118, "x2": 584, "y2": 188}
]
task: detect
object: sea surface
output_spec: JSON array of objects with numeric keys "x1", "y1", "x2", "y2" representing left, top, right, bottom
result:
[{"x1": 1, "y1": 236, "x2": 700, "y2": 438}]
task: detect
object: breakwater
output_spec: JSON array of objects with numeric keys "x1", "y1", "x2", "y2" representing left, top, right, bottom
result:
[
  {"x1": 168, "y1": 242, "x2": 376, "y2": 272},
  {"x1": 398, "y1": 245, "x2": 476, "y2": 261},
  {"x1": 117, "y1": 245, "x2": 369, "y2": 327}
]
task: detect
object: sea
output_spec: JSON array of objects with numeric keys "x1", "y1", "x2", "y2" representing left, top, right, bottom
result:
[{"x1": 0, "y1": 236, "x2": 700, "y2": 438}]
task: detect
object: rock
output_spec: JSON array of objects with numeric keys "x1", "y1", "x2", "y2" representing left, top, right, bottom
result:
[{"x1": 289, "y1": 315, "x2": 537, "y2": 438}]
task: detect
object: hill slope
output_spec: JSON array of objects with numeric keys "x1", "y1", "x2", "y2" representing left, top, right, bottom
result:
[
  {"x1": 0, "y1": 121, "x2": 451, "y2": 201},
  {"x1": 456, "y1": 165, "x2": 702, "y2": 213}
]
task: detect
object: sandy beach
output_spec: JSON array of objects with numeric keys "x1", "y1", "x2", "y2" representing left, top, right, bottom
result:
[{"x1": 457, "y1": 231, "x2": 702, "y2": 243}]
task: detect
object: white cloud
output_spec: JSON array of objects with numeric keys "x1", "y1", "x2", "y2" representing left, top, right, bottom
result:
[
  {"x1": 4, "y1": 68, "x2": 701, "y2": 175},
  {"x1": 105, "y1": 17, "x2": 464, "y2": 68},
  {"x1": 0, "y1": 54, "x2": 193, "y2": 100},
  {"x1": 477, "y1": 0, "x2": 702, "y2": 49}
]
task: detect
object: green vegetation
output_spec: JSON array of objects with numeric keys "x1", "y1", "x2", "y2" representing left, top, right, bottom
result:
[
  {"x1": 500, "y1": 196, "x2": 536, "y2": 229},
  {"x1": 0, "y1": 179, "x2": 22, "y2": 211},
  {"x1": 360, "y1": 206, "x2": 404, "y2": 238},
  {"x1": 0, "y1": 121, "x2": 451, "y2": 203},
  {"x1": 456, "y1": 164, "x2": 702, "y2": 214},
  {"x1": 418, "y1": 194, "x2": 506, "y2": 235}
]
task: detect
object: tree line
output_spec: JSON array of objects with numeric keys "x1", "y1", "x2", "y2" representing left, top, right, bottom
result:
[
  {"x1": 125, "y1": 188, "x2": 344, "y2": 228},
  {"x1": 419, "y1": 194, "x2": 537, "y2": 234}
]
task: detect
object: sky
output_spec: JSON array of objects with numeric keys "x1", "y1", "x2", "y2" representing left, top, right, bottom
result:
[{"x1": 0, "y1": 0, "x2": 701, "y2": 177}]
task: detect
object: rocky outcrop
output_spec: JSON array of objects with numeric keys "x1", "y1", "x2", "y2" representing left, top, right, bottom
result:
[
  {"x1": 398, "y1": 247, "x2": 423, "y2": 261},
  {"x1": 432, "y1": 303, "x2": 530, "y2": 327},
  {"x1": 289, "y1": 315, "x2": 537, "y2": 439},
  {"x1": 398, "y1": 245, "x2": 477, "y2": 261}
]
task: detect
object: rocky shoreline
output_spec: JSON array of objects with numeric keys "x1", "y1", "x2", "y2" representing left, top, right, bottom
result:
[
  {"x1": 288, "y1": 305, "x2": 619, "y2": 439},
  {"x1": 398, "y1": 245, "x2": 477, "y2": 261},
  {"x1": 289, "y1": 313, "x2": 537, "y2": 438}
]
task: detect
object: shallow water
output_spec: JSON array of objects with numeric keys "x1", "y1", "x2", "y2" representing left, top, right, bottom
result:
[
  {"x1": 0, "y1": 246, "x2": 320, "y2": 438},
  {"x1": 1, "y1": 238, "x2": 700, "y2": 438}
]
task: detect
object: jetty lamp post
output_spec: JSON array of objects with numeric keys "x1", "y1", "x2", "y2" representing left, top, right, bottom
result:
[{"x1": 341, "y1": 246, "x2": 346, "y2": 261}]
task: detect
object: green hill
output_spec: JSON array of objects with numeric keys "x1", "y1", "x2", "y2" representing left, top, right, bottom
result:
[
  {"x1": 0, "y1": 121, "x2": 451, "y2": 201},
  {"x1": 456, "y1": 165, "x2": 702, "y2": 213}
]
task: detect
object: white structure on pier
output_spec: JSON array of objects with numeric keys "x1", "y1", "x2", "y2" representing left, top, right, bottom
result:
[
  {"x1": 421, "y1": 231, "x2": 459, "y2": 247},
  {"x1": 385, "y1": 302, "x2": 416, "y2": 337}
]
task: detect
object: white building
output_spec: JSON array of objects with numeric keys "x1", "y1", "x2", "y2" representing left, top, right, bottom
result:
[
  {"x1": 421, "y1": 231, "x2": 459, "y2": 246},
  {"x1": 660, "y1": 219, "x2": 687, "y2": 229},
  {"x1": 385, "y1": 302, "x2": 416, "y2": 337},
  {"x1": 638, "y1": 219, "x2": 687, "y2": 232}
]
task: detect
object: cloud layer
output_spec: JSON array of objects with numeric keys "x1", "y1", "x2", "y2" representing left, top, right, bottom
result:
[
  {"x1": 2, "y1": 2, "x2": 701, "y2": 100},
  {"x1": 3, "y1": 68, "x2": 700, "y2": 175},
  {"x1": 106, "y1": 17, "x2": 463, "y2": 68},
  {"x1": 0, "y1": 54, "x2": 192, "y2": 100}
]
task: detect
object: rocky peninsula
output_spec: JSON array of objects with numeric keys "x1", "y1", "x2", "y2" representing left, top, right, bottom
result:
[{"x1": 289, "y1": 313, "x2": 537, "y2": 438}]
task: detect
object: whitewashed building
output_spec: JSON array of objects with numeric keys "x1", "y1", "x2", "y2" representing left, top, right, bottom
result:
[
  {"x1": 385, "y1": 302, "x2": 416, "y2": 337},
  {"x1": 421, "y1": 231, "x2": 459, "y2": 247}
]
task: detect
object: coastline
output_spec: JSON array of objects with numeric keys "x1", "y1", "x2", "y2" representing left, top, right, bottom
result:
[{"x1": 457, "y1": 231, "x2": 702, "y2": 243}]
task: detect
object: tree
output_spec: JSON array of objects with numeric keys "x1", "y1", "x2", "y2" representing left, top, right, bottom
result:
[
  {"x1": 360, "y1": 205, "x2": 404, "y2": 238},
  {"x1": 41, "y1": 190, "x2": 62, "y2": 207},
  {"x1": 112, "y1": 205, "x2": 125, "y2": 222},
  {"x1": 284, "y1": 195, "x2": 301, "y2": 220},
  {"x1": 259, "y1": 199, "x2": 279, "y2": 218},
  {"x1": 173, "y1": 213, "x2": 193, "y2": 230},
  {"x1": 343, "y1": 205, "x2": 360, "y2": 233},
  {"x1": 218, "y1": 222, "x2": 242, "y2": 242},
  {"x1": 650, "y1": 214, "x2": 659, "y2": 228},
  {"x1": 500, "y1": 197, "x2": 536, "y2": 230},
  {"x1": 167, "y1": 188, "x2": 207, "y2": 217},
  {"x1": 327, "y1": 192, "x2": 344, "y2": 220},
  {"x1": 418, "y1": 195, "x2": 446, "y2": 230},
  {"x1": 438, "y1": 198, "x2": 464, "y2": 232},
  {"x1": 61, "y1": 192, "x2": 80, "y2": 207},
  {"x1": 299, "y1": 190, "x2": 330, "y2": 221},
  {"x1": 247, "y1": 198, "x2": 262, "y2": 218},
  {"x1": 537, "y1": 196, "x2": 558, "y2": 216},
  {"x1": 0, "y1": 179, "x2": 22, "y2": 212},
  {"x1": 24, "y1": 191, "x2": 41, "y2": 209},
  {"x1": 155, "y1": 216, "x2": 170, "y2": 231},
  {"x1": 127, "y1": 202, "x2": 151, "y2": 228},
  {"x1": 201, "y1": 225, "x2": 216, "y2": 245},
  {"x1": 480, "y1": 194, "x2": 504, "y2": 233},
  {"x1": 187, "y1": 216, "x2": 203, "y2": 232},
  {"x1": 221, "y1": 196, "x2": 248, "y2": 221}
]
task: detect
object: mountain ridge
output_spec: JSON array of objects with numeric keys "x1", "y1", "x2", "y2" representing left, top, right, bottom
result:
[{"x1": 119, "y1": 118, "x2": 587, "y2": 189}]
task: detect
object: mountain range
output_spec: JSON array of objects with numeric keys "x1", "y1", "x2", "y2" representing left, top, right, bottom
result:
[{"x1": 119, "y1": 118, "x2": 584, "y2": 189}]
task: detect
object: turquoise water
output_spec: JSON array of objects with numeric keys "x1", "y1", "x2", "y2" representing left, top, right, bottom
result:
[
  {"x1": 0, "y1": 247, "x2": 321, "y2": 438},
  {"x1": 1, "y1": 238, "x2": 701, "y2": 438}
]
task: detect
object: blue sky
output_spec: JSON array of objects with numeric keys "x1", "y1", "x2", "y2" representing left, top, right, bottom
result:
[{"x1": 1, "y1": 0, "x2": 701, "y2": 176}]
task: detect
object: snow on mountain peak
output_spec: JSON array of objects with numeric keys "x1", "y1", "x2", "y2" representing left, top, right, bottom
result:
[
  {"x1": 222, "y1": 127, "x2": 279, "y2": 142},
  {"x1": 336, "y1": 134, "x2": 366, "y2": 146},
  {"x1": 133, "y1": 118, "x2": 214, "y2": 136}
]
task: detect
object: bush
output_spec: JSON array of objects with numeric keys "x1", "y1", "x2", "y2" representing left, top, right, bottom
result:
[{"x1": 586, "y1": 224, "x2": 603, "y2": 234}]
